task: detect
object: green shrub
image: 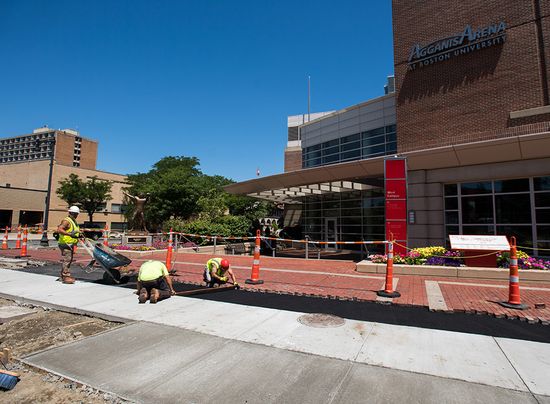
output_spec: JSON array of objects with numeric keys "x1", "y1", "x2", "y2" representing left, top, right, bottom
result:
[{"x1": 163, "y1": 215, "x2": 251, "y2": 238}]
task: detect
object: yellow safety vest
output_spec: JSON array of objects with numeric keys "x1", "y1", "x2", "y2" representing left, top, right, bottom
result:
[
  {"x1": 206, "y1": 258, "x2": 226, "y2": 277},
  {"x1": 58, "y1": 216, "x2": 80, "y2": 246},
  {"x1": 138, "y1": 260, "x2": 169, "y2": 282}
]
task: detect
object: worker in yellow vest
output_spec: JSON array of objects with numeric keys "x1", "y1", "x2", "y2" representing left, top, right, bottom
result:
[
  {"x1": 203, "y1": 258, "x2": 238, "y2": 288},
  {"x1": 137, "y1": 260, "x2": 176, "y2": 303},
  {"x1": 56, "y1": 206, "x2": 84, "y2": 284}
]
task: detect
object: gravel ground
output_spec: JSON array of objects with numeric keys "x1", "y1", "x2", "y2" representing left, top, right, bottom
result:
[{"x1": 0, "y1": 298, "x2": 131, "y2": 403}]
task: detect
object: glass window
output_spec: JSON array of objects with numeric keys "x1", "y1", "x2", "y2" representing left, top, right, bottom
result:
[
  {"x1": 323, "y1": 139, "x2": 339, "y2": 148},
  {"x1": 363, "y1": 208, "x2": 385, "y2": 218},
  {"x1": 495, "y1": 194, "x2": 531, "y2": 224},
  {"x1": 362, "y1": 134, "x2": 385, "y2": 146},
  {"x1": 386, "y1": 132, "x2": 397, "y2": 143},
  {"x1": 461, "y1": 181, "x2": 492, "y2": 195},
  {"x1": 309, "y1": 144, "x2": 321, "y2": 151},
  {"x1": 494, "y1": 179, "x2": 529, "y2": 193},
  {"x1": 341, "y1": 149, "x2": 360, "y2": 160},
  {"x1": 386, "y1": 142, "x2": 397, "y2": 153},
  {"x1": 385, "y1": 124, "x2": 396, "y2": 133},
  {"x1": 111, "y1": 204, "x2": 122, "y2": 213},
  {"x1": 363, "y1": 127, "x2": 385, "y2": 137},
  {"x1": 536, "y1": 209, "x2": 550, "y2": 224},
  {"x1": 341, "y1": 199, "x2": 361, "y2": 208},
  {"x1": 444, "y1": 184, "x2": 458, "y2": 196},
  {"x1": 537, "y1": 225, "x2": 550, "y2": 240},
  {"x1": 322, "y1": 155, "x2": 339, "y2": 164},
  {"x1": 445, "y1": 197, "x2": 458, "y2": 210},
  {"x1": 341, "y1": 217, "x2": 362, "y2": 225},
  {"x1": 445, "y1": 211, "x2": 459, "y2": 224},
  {"x1": 462, "y1": 225, "x2": 494, "y2": 235},
  {"x1": 496, "y1": 225, "x2": 533, "y2": 247},
  {"x1": 363, "y1": 144, "x2": 386, "y2": 156},
  {"x1": 534, "y1": 176, "x2": 550, "y2": 191},
  {"x1": 461, "y1": 196, "x2": 493, "y2": 224},
  {"x1": 363, "y1": 197, "x2": 384, "y2": 208},
  {"x1": 341, "y1": 141, "x2": 360, "y2": 151},
  {"x1": 341, "y1": 208, "x2": 362, "y2": 217},
  {"x1": 323, "y1": 209, "x2": 339, "y2": 217},
  {"x1": 535, "y1": 192, "x2": 550, "y2": 207},
  {"x1": 341, "y1": 133, "x2": 360, "y2": 143},
  {"x1": 322, "y1": 146, "x2": 339, "y2": 156}
]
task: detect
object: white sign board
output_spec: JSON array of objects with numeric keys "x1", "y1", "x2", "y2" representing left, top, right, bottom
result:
[{"x1": 449, "y1": 235, "x2": 510, "y2": 251}]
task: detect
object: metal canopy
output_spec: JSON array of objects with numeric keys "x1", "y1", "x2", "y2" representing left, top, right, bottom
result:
[{"x1": 249, "y1": 181, "x2": 379, "y2": 203}]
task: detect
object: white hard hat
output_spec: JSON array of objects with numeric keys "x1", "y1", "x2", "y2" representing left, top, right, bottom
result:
[{"x1": 68, "y1": 206, "x2": 80, "y2": 214}]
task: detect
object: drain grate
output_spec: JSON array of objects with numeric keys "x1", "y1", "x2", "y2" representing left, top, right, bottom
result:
[{"x1": 297, "y1": 313, "x2": 345, "y2": 328}]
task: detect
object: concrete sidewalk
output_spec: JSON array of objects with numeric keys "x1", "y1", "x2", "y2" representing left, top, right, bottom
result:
[
  {"x1": 1, "y1": 269, "x2": 549, "y2": 403},
  {"x1": 2, "y1": 248, "x2": 550, "y2": 324}
]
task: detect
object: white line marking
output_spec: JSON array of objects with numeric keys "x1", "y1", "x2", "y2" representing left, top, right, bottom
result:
[{"x1": 425, "y1": 281, "x2": 448, "y2": 311}]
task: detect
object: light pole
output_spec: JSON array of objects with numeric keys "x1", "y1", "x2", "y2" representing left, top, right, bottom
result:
[{"x1": 34, "y1": 137, "x2": 56, "y2": 247}]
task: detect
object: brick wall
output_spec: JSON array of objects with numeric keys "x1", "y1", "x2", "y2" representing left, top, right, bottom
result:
[
  {"x1": 54, "y1": 132, "x2": 75, "y2": 166},
  {"x1": 284, "y1": 148, "x2": 302, "y2": 172},
  {"x1": 80, "y1": 138, "x2": 97, "y2": 170},
  {"x1": 393, "y1": 0, "x2": 550, "y2": 152}
]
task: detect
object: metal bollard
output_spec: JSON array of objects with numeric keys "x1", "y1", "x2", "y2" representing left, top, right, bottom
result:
[{"x1": 305, "y1": 235, "x2": 309, "y2": 260}]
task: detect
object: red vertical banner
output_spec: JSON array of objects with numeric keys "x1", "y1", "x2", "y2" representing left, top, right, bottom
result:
[{"x1": 385, "y1": 158, "x2": 407, "y2": 255}]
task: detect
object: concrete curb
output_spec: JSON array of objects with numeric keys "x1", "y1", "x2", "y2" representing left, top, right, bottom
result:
[{"x1": 356, "y1": 262, "x2": 550, "y2": 283}]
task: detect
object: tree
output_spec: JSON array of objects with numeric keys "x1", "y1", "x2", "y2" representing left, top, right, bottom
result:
[
  {"x1": 56, "y1": 174, "x2": 113, "y2": 223},
  {"x1": 125, "y1": 155, "x2": 276, "y2": 232}
]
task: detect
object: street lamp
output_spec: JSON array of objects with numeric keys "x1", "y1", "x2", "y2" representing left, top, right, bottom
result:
[{"x1": 34, "y1": 137, "x2": 56, "y2": 247}]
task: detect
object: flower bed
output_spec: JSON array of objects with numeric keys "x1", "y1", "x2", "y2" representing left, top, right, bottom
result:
[
  {"x1": 369, "y1": 246, "x2": 550, "y2": 270},
  {"x1": 109, "y1": 240, "x2": 198, "y2": 252}
]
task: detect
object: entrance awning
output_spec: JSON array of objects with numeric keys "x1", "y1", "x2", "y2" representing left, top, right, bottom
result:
[
  {"x1": 225, "y1": 131, "x2": 550, "y2": 203},
  {"x1": 224, "y1": 158, "x2": 386, "y2": 203}
]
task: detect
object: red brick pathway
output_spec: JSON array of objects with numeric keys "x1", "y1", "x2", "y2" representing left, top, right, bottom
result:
[{"x1": 2, "y1": 247, "x2": 549, "y2": 324}]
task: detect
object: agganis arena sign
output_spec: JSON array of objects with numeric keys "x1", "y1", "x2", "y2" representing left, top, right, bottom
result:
[{"x1": 408, "y1": 21, "x2": 506, "y2": 70}]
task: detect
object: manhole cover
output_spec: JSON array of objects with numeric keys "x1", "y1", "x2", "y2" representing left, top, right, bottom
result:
[{"x1": 297, "y1": 313, "x2": 345, "y2": 328}]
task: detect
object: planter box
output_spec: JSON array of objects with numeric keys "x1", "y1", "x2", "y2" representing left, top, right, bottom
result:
[{"x1": 356, "y1": 261, "x2": 550, "y2": 283}]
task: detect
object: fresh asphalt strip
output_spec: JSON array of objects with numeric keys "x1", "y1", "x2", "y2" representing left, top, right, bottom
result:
[{"x1": 14, "y1": 264, "x2": 550, "y2": 344}]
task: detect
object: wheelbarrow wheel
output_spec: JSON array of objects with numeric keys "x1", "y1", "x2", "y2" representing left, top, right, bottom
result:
[{"x1": 102, "y1": 269, "x2": 121, "y2": 284}]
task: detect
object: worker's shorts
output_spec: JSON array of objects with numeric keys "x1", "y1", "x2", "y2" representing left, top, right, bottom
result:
[{"x1": 140, "y1": 277, "x2": 171, "y2": 299}]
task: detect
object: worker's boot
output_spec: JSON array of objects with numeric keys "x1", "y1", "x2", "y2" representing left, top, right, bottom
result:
[
  {"x1": 149, "y1": 288, "x2": 160, "y2": 304},
  {"x1": 62, "y1": 275, "x2": 75, "y2": 284},
  {"x1": 138, "y1": 288, "x2": 148, "y2": 304}
]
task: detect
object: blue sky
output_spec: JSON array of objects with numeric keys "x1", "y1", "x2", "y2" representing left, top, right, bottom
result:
[{"x1": 0, "y1": 0, "x2": 394, "y2": 182}]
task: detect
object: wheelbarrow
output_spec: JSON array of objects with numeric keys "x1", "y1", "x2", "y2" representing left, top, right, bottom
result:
[{"x1": 80, "y1": 238, "x2": 133, "y2": 284}]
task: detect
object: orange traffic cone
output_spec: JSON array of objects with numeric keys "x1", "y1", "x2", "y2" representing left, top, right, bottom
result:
[
  {"x1": 377, "y1": 237, "x2": 401, "y2": 298},
  {"x1": 15, "y1": 225, "x2": 21, "y2": 249},
  {"x1": 103, "y1": 225, "x2": 109, "y2": 246},
  {"x1": 246, "y1": 229, "x2": 264, "y2": 285},
  {"x1": 2, "y1": 226, "x2": 8, "y2": 250},
  {"x1": 499, "y1": 236, "x2": 528, "y2": 310},
  {"x1": 20, "y1": 227, "x2": 28, "y2": 257},
  {"x1": 165, "y1": 228, "x2": 173, "y2": 270}
]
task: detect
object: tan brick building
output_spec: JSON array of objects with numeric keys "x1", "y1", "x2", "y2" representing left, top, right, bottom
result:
[{"x1": 0, "y1": 127, "x2": 127, "y2": 232}]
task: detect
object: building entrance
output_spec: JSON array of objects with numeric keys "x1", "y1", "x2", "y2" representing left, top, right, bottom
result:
[{"x1": 325, "y1": 217, "x2": 338, "y2": 249}]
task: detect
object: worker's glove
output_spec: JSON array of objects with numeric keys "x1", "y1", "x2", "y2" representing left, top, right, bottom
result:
[
  {"x1": 69, "y1": 231, "x2": 79, "y2": 238},
  {"x1": 220, "y1": 276, "x2": 228, "y2": 282},
  {"x1": 171, "y1": 289, "x2": 176, "y2": 295},
  {"x1": 233, "y1": 282, "x2": 240, "y2": 289}
]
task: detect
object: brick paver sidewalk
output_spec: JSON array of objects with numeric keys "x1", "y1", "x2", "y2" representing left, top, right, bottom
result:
[{"x1": 2, "y1": 247, "x2": 549, "y2": 325}]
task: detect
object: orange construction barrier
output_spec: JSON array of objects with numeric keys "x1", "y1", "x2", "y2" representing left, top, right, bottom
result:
[
  {"x1": 15, "y1": 226, "x2": 21, "y2": 249},
  {"x1": 103, "y1": 225, "x2": 109, "y2": 246},
  {"x1": 20, "y1": 227, "x2": 28, "y2": 257},
  {"x1": 2, "y1": 226, "x2": 8, "y2": 250},
  {"x1": 377, "y1": 239, "x2": 401, "y2": 298},
  {"x1": 165, "y1": 228, "x2": 173, "y2": 271},
  {"x1": 246, "y1": 229, "x2": 264, "y2": 285},
  {"x1": 499, "y1": 236, "x2": 528, "y2": 310}
]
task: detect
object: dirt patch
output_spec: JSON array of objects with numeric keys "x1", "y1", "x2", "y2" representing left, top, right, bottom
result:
[{"x1": 0, "y1": 298, "x2": 129, "y2": 403}]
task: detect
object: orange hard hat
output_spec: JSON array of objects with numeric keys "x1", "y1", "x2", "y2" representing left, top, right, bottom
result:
[{"x1": 220, "y1": 259, "x2": 230, "y2": 269}]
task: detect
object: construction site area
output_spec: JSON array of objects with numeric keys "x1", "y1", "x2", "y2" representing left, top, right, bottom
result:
[{"x1": 1, "y1": 233, "x2": 550, "y2": 403}]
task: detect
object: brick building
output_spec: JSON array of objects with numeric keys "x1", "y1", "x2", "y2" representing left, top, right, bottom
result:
[
  {"x1": 0, "y1": 127, "x2": 128, "y2": 232},
  {"x1": 226, "y1": 1, "x2": 550, "y2": 256}
]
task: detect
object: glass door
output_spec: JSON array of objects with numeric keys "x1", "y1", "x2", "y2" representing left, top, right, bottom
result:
[{"x1": 325, "y1": 217, "x2": 338, "y2": 249}]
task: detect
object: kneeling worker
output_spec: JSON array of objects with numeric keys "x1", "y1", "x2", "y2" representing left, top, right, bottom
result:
[
  {"x1": 204, "y1": 258, "x2": 237, "y2": 288},
  {"x1": 137, "y1": 260, "x2": 176, "y2": 303}
]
